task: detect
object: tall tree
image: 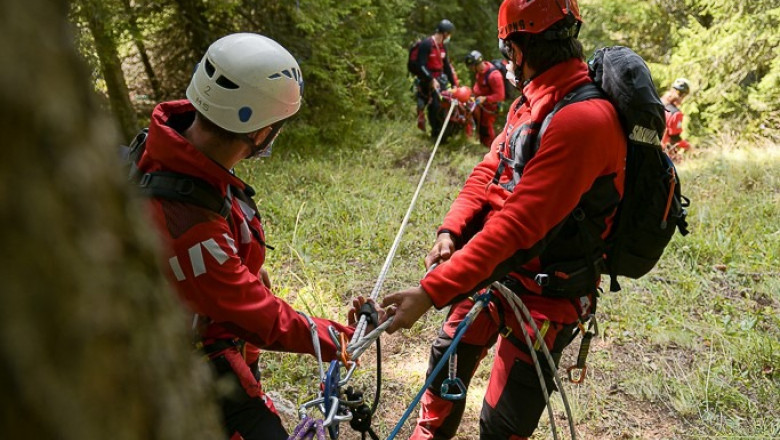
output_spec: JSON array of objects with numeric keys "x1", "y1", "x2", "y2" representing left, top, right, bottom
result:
[
  {"x1": 172, "y1": 0, "x2": 213, "y2": 67},
  {"x1": 76, "y1": 0, "x2": 139, "y2": 141},
  {"x1": 0, "y1": 0, "x2": 223, "y2": 438},
  {"x1": 121, "y1": 0, "x2": 162, "y2": 100}
]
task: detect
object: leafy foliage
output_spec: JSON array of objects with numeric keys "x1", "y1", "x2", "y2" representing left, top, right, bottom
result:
[
  {"x1": 579, "y1": 0, "x2": 780, "y2": 141},
  {"x1": 72, "y1": 0, "x2": 778, "y2": 143}
]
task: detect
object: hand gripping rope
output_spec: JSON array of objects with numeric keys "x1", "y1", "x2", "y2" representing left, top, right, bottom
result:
[{"x1": 294, "y1": 101, "x2": 459, "y2": 439}]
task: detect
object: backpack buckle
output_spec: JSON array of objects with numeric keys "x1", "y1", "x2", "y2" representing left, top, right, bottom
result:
[
  {"x1": 534, "y1": 273, "x2": 550, "y2": 286},
  {"x1": 139, "y1": 173, "x2": 152, "y2": 188}
]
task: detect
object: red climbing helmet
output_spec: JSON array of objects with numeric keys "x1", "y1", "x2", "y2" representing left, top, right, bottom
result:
[{"x1": 497, "y1": 0, "x2": 581, "y2": 40}]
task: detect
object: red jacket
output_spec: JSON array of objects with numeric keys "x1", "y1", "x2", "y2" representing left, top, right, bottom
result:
[
  {"x1": 472, "y1": 61, "x2": 505, "y2": 104},
  {"x1": 662, "y1": 103, "x2": 688, "y2": 149},
  {"x1": 138, "y1": 100, "x2": 352, "y2": 362},
  {"x1": 415, "y1": 36, "x2": 459, "y2": 86},
  {"x1": 420, "y1": 59, "x2": 626, "y2": 322}
]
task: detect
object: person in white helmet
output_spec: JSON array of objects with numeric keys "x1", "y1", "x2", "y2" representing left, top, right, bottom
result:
[{"x1": 135, "y1": 33, "x2": 362, "y2": 439}]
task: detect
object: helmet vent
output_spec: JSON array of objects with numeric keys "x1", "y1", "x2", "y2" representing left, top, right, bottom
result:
[
  {"x1": 268, "y1": 73, "x2": 282, "y2": 80},
  {"x1": 204, "y1": 59, "x2": 216, "y2": 77},
  {"x1": 282, "y1": 69, "x2": 293, "y2": 79},
  {"x1": 216, "y1": 75, "x2": 239, "y2": 89}
]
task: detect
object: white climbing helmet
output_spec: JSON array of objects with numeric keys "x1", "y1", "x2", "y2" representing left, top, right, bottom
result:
[{"x1": 186, "y1": 33, "x2": 303, "y2": 134}]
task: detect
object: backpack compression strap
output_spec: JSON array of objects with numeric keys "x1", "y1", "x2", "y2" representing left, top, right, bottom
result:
[{"x1": 138, "y1": 171, "x2": 232, "y2": 219}]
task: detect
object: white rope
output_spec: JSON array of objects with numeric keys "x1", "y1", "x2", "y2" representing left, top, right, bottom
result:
[
  {"x1": 350, "y1": 99, "x2": 458, "y2": 346},
  {"x1": 492, "y1": 281, "x2": 578, "y2": 440}
]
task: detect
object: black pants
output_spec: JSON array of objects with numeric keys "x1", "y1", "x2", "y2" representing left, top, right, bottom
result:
[
  {"x1": 211, "y1": 355, "x2": 288, "y2": 440},
  {"x1": 417, "y1": 82, "x2": 444, "y2": 140}
]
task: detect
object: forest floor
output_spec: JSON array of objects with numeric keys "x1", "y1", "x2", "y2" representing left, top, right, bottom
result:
[{"x1": 252, "y1": 122, "x2": 779, "y2": 440}]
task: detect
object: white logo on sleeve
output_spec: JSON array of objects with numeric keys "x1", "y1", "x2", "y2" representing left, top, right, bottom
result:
[{"x1": 168, "y1": 238, "x2": 234, "y2": 280}]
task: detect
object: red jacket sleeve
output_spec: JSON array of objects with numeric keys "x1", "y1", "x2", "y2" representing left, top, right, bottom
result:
[
  {"x1": 421, "y1": 99, "x2": 625, "y2": 307},
  {"x1": 169, "y1": 221, "x2": 353, "y2": 360},
  {"x1": 438, "y1": 130, "x2": 505, "y2": 239}
]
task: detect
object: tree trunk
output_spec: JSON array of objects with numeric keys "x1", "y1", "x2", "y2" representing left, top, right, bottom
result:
[
  {"x1": 121, "y1": 0, "x2": 162, "y2": 100},
  {"x1": 80, "y1": 0, "x2": 139, "y2": 141},
  {"x1": 172, "y1": 0, "x2": 213, "y2": 67},
  {"x1": 0, "y1": 1, "x2": 223, "y2": 438}
]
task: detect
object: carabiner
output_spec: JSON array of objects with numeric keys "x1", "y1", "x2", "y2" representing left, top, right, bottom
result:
[
  {"x1": 440, "y1": 354, "x2": 467, "y2": 400},
  {"x1": 566, "y1": 365, "x2": 587, "y2": 384}
]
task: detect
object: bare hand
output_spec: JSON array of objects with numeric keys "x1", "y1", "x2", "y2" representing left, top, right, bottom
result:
[
  {"x1": 258, "y1": 268, "x2": 272, "y2": 289},
  {"x1": 424, "y1": 232, "x2": 455, "y2": 269},
  {"x1": 432, "y1": 79, "x2": 441, "y2": 90},
  {"x1": 348, "y1": 296, "x2": 383, "y2": 329},
  {"x1": 381, "y1": 286, "x2": 434, "y2": 334}
]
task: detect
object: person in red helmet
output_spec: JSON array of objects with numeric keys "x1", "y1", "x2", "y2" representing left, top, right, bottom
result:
[
  {"x1": 661, "y1": 78, "x2": 692, "y2": 162},
  {"x1": 411, "y1": 19, "x2": 460, "y2": 139},
  {"x1": 381, "y1": 1, "x2": 627, "y2": 438},
  {"x1": 134, "y1": 33, "x2": 361, "y2": 439},
  {"x1": 465, "y1": 50, "x2": 506, "y2": 147}
]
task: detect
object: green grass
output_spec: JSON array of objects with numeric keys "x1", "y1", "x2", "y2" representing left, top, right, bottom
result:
[{"x1": 237, "y1": 124, "x2": 780, "y2": 439}]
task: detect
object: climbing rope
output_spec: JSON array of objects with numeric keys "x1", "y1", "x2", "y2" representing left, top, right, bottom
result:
[
  {"x1": 350, "y1": 101, "x2": 458, "y2": 348},
  {"x1": 289, "y1": 416, "x2": 327, "y2": 440},
  {"x1": 385, "y1": 291, "x2": 491, "y2": 440},
  {"x1": 492, "y1": 281, "x2": 578, "y2": 440},
  {"x1": 295, "y1": 92, "x2": 582, "y2": 440}
]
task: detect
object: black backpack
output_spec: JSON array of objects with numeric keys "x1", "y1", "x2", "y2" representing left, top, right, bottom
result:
[
  {"x1": 490, "y1": 59, "x2": 517, "y2": 102},
  {"x1": 533, "y1": 46, "x2": 690, "y2": 292},
  {"x1": 407, "y1": 38, "x2": 423, "y2": 76},
  {"x1": 121, "y1": 129, "x2": 232, "y2": 218}
]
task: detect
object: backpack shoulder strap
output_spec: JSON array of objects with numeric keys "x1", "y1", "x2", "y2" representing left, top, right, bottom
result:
[
  {"x1": 482, "y1": 64, "x2": 498, "y2": 86},
  {"x1": 534, "y1": 82, "x2": 605, "y2": 153},
  {"x1": 123, "y1": 128, "x2": 232, "y2": 219},
  {"x1": 123, "y1": 128, "x2": 149, "y2": 182},
  {"x1": 664, "y1": 103, "x2": 679, "y2": 114},
  {"x1": 138, "y1": 171, "x2": 232, "y2": 219}
]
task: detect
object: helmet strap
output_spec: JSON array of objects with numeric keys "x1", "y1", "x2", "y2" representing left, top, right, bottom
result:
[{"x1": 246, "y1": 119, "x2": 286, "y2": 159}]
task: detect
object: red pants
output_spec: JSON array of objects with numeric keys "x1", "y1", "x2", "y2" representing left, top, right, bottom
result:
[{"x1": 411, "y1": 291, "x2": 594, "y2": 439}]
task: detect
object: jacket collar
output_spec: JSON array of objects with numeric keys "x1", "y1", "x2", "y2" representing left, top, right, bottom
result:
[
  {"x1": 144, "y1": 100, "x2": 247, "y2": 195},
  {"x1": 521, "y1": 58, "x2": 592, "y2": 121}
]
